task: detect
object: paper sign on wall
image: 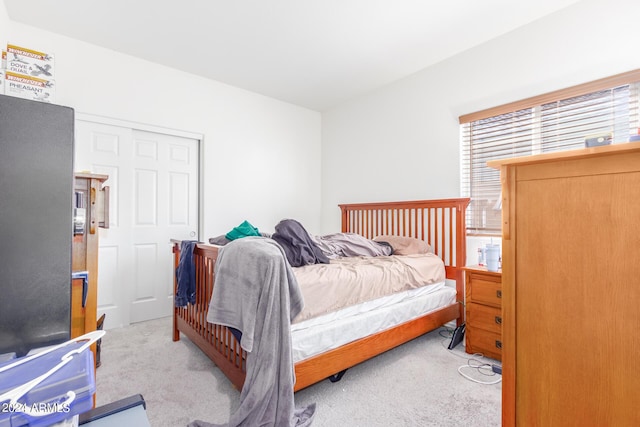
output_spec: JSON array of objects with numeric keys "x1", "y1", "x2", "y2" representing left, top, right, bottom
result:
[
  {"x1": 6, "y1": 44, "x2": 55, "y2": 78},
  {"x1": 4, "y1": 44, "x2": 55, "y2": 102},
  {"x1": 4, "y1": 71, "x2": 55, "y2": 103}
]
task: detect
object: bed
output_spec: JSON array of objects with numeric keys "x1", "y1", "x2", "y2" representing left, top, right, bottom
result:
[{"x1": 172, "y1": 198, "x2": 469, "y2": 392}]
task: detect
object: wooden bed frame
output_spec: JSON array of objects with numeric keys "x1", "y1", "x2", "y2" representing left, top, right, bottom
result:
[{"x1": 172, "y1": 198, "x2": 469, "y2": 392}]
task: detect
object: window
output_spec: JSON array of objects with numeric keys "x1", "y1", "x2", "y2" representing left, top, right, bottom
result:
[{"x1": 460, "y1": 70, "x2": 640, "y2": 235}]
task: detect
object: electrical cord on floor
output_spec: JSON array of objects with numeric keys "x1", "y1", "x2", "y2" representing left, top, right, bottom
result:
[
  {"x1": 438, "y1": 327, "x2": 453, "y2": 338},
  {"x1": 438, "y1": 327, "x2": 502, "y2": 385},
  {"x1": 457, "y1": 359, "x2": 502, "y2": 385}
]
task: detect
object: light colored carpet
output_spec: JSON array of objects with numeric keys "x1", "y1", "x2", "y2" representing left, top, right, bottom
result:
[{"x1": 95, "y1": 316, "x2": 501, "y2": 426}]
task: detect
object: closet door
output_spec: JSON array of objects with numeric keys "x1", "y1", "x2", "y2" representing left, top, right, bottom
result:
[
  {"x1": 75, "y1": 119, "x2": 199, "y2": 328},
  {"x1": 0, "y1": 95, "x2": 74, "y2": 356}
]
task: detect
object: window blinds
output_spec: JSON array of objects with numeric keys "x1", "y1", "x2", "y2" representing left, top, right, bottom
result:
[{"x1": 460, "y1": 70, "x2": 640, "y2": 235}]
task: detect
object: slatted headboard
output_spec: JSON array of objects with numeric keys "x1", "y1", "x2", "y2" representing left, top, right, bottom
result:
[{"x1": 339, "y1": 198, "x2": 470, "y2": 284}]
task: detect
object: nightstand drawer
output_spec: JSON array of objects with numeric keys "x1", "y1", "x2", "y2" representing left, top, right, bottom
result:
[
  {"x1": 466, "y1": 302, "x2": 502, "y2": 334},
  {"x1": 467, "y1": 276, "x2": 501, "y2": 307},
  {"x1": 466, "y1": 326, "x2": 502, "y2": 361}
]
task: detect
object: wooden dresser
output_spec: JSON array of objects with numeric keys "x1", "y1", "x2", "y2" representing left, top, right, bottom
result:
[
  {"x1": 463, "y1": 266, "x2": 502, "y2": 361},
  {"x1": 71, "y1": 173, "x2": 109, "y2": 360},
  {"x1": 488, "y1": 142, "x2": 640, "y2": 426}
]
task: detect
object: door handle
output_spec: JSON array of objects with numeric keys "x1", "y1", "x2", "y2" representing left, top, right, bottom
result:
[
  {"x1": 496, "y1": 290, "x2": 502, "y2": 298},
  {"x1": 495, "y1": 316, "x2": 502, "y2": 325}
]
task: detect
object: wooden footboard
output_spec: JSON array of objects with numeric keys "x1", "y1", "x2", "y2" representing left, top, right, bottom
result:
[
  {"x1": 172, "y1": 243, "x2": 247, "y2": 388},
  {"x1": 173, "y1": 197, "x2": 469, "y2": 392}
]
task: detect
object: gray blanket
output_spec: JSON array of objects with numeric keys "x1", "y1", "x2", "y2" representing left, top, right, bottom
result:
[
  {"x1": 189, "y1": 237, "x2": 316, "y2": 427},
  {"x1": 311, "y1": 232, "x2": 392, "y2": 259}
]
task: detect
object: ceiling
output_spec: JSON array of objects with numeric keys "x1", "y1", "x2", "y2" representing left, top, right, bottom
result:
[{"x1": 5, "y1": 0, "x2": 580, "y2": 111}]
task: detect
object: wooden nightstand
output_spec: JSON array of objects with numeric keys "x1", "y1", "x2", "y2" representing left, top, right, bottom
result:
[{"x1": 463, "y1": 266, "x2": 502, "y2": 361}]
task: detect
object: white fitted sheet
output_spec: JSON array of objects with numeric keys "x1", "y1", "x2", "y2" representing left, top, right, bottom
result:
[{"x1": 291, "y1": 281, "x2": 456, "y2": 363}]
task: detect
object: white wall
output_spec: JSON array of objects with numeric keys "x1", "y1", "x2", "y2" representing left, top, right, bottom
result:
[
  {"x1": 321, "y1": 0, "x2": 640, "y2": 254},
  {"x1": 0, "y1": 1, "x2": 9, "y2": 47},
  {"x1": 5, "y1": 0, "x2": 640, "y2": 248},
  {"x1": 0, "y1": 0, "x2": 322, "y2": 238}
]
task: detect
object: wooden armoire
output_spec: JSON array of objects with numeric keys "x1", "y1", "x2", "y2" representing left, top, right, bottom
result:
[{"x1": 488, "y1": 142, "x2": 640, "y2": 426}]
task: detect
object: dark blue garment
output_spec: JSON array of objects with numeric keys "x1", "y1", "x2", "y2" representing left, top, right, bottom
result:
[
  {"x1": 175, "y1": 240, "x2": 198, "y2": 307},
  {"x1": 229, "y1": 327, "x2": 242, "y2": 343}
]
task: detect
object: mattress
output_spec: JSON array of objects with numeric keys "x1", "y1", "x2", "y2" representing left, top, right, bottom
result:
[
  {"x1": 292, "y1": 253, "x2": 446, "y2": 324},
  {"x1": 291, "y1": 281, "x2": 456, "y2": 362}
]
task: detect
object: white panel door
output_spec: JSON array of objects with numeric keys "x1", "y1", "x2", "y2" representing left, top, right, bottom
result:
[
  {"x1": 129, "y1": 129, "x2": 199, "y2": 323},
  {"x1": 75, "y1": 120, "x2": 199, "y2": 329}
]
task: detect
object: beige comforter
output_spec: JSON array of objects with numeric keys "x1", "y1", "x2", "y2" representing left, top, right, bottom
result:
[{"x1": 292, "y1": 253, "x2": 445, "y2": 324}]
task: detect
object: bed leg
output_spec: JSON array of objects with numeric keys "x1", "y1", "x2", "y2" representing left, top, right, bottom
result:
[{"x1": 328, "y1": 369, "x2": 348, "y2": 383}]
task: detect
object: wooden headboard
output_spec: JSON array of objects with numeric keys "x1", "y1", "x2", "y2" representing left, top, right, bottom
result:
[{"x1": 339, "y1": 198, "x2": 470, "y2": 285}]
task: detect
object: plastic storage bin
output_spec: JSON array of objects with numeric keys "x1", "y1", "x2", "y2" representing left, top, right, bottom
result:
[{"x1": 0, "y1": 335, "x2": 99, "y2": 427}]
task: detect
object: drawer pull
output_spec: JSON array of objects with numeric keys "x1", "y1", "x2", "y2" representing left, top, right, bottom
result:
[
  {"x1": 496, "y1": 290, "x2": 502, "y2": 298},
  {"x1": 495, "y1": 316, "x2": 502, "y2": 325},
  {"x1": 495, "y1": 340, "x2": 502, "y2": 350}
]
